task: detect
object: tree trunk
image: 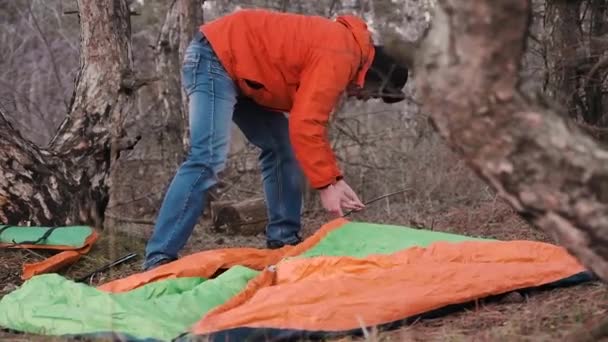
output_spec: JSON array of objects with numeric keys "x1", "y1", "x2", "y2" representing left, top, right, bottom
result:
[
  {"x1": 544, "y1": 0, "x2": 582, "y2": 117},
  {"x1": 414, "y1": 0, "x2": 608, "y2": 281},
  {"x1": 0, "y1": 0, "x2": 136, "y2": 228},
  {"x1": 583, "y1": 0, "x2": 608, "y2": 126},
  {"x1": 104, "y1": 0, "x2": 204, "y2": 234}
]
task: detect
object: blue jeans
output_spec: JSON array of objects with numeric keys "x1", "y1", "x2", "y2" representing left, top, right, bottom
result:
[{"x1": 143, "y1": 32, "x2": 304, "y2": 270}]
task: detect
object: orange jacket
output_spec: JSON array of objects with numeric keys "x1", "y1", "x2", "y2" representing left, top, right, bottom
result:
[{"x1": 200, "y1": 9, "x2": 375, "y2": 189}]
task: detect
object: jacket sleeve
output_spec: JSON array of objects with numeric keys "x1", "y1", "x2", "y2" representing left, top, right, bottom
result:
[{"x1": 288, "y1": 53, "x2": 356, "y2": 189}]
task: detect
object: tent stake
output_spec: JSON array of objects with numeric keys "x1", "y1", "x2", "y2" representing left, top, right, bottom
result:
[
  {"x1": 75, "y1": 252, "x2": 138, "y2": 283},
  {"x1": 343, "y1": 188, "x2": 410, "y2": 217}
]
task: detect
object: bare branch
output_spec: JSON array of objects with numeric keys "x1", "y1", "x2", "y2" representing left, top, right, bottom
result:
[
  {"x1": 103, "y1": 214, "x2": 154, "y2": 225},
  {"x1": 24, "y1": 1, "x2": 68, "y2": 111},
  {"x1": 584, "y1": 54, "x2": 608, "y2": 89}
]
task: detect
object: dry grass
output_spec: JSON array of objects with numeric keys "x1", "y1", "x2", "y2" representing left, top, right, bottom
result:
[
  {"x1": 0, "y1": 228, "x2": 146, "y2": 295},
  {"x1": 1, "y1": 129, "x2": 606, "y2": 341},
  {"x1": 335, "y1": 282, "x2": 607, "y2": 342},
  {"x1": 1, "y1": 199, "x2": 606, "y2": 342}
]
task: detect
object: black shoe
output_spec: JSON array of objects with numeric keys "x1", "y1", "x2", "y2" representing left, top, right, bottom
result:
[
  {"x1": 143, "y1": 257, "x2": 174, "y2": 271},
  {"x1": 266, "y1": 236, "x2": 302, "y2": 249}
]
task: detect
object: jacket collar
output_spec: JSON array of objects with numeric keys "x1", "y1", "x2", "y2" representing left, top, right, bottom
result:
[{"x1": 335, "y1": 15, "x2": 375, "y2": 88}]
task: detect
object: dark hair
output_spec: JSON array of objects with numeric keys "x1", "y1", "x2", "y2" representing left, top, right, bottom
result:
[{"x1": 366, "y1": 45, "x2": 409, "y2": 103}]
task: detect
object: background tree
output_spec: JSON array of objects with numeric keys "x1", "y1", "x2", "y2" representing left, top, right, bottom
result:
[
  {"x1": 410, "y1": 0, "x2": 608, "y2": 282},
  {"x1": 544, "y1": 0, "x2": 608, "y2": 142},
  {"x1": 0, "y1": 0, "x2": 137, "y2": 227},
  {"x1": 104, "y1": 0, "x2": 204, "y2": 232}
]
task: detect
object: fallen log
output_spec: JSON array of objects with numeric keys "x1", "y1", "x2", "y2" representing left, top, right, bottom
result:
[{"x1": 210, "y1": 197, "x2": 267, "y2": 236}]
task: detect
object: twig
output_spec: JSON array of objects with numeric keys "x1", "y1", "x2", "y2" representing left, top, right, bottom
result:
[
  {"x1": 343, "y1": 188, "x2": 410, "y2": 217},
  {"x1": 334, "y1": 157, "x2": 397, "y2": 171},
  {"x1": 104, "y1": 214, "x2": 154, "y2": 225},
  {"x1": 584, "y1": 54, "x2": 608, "y2": 89},
  {"x1": 0, "y1": 79, "x2": 51, "y2": 125},
  {"x1": 25, "y1": 2, "x2": 68, "y2": 110},
  {"x1": 105, "y1": 189, "x2": 165, "y2": 209},
  {"x1": 328, "y1": 0, "x2": 339, "y2": 17},
  {"x1": 21, "y1": 248, "x2": 46, "y2": 260},
  {"x1": 64, "y1": 10, "x2": 140, "y2": 16}
]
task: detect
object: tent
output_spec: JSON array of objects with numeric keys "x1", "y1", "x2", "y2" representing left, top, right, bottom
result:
[
  {"x1": 0, "y1": 218, "x2": 593, "y2": 341},
  {"x1": 0, "y1": 224, "x2": 99, "y2": 280}
]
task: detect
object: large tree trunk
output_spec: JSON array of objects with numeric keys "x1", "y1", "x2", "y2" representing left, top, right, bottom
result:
[
  {"x1": 0, "y1": 0, "x2": 136, "y2": 228},
  {"x1": 104, "y1": 0, "x2": 204, "y2": 234},
  {"x1": 413, "y1": 0, "x2": 608, "y2": 281}
]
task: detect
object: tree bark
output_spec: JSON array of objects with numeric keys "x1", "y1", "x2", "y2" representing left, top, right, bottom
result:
[
  {"x1": 583, "y1": 0, "x2": 608, "y2": 126},
  {"x1": 157, "y1": 0, "x2": 204, "y2": 149},
  {"x1": 104, "y1": 0, "x2": 204, "y2": 233},
  {"x1": 0, "y1": 0, "x2": 136, "y2": 228},
  {"x1": 414, "y1": 0, "x2": 608, "y2": 281},
  {"x1": 0, "y1": 110, "x2": 74, "y2": 225},
  {"x1": 544, "y1": 0, "x2": 582, "y2": 117},
  {"x1": 544, "y1": 0, "x2": 608, "y2": 128}
]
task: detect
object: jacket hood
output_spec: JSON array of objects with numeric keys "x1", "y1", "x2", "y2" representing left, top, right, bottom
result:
[{"x1": 335, "y1": 15, "x2": 375, "y2": 88}]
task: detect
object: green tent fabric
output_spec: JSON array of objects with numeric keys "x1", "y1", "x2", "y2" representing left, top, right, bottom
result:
[
  {"x1": 0, "y1": 266, "x2": 258, "y2": 341},
  {"x1": 298, "y1": 221, "x2": 492, "y2": 258},
  {"x1": 0, "y1": 220, "x2": 591, "y2": 342},
  {"x1": 0, "y1": 225, "x2": 93, "y2": 247}
]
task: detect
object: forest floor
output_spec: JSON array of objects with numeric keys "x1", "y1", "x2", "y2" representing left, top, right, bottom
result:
[{"x1": 0, "y1": 198, "x2": 606, "y2": 342}]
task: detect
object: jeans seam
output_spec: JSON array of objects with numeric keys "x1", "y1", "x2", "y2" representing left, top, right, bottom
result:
[
  {"x1": 275, "y1": 148, "x2": 284, "y2": 239},
  {"x1": 268, "y1": 117, "x2": 285, "y2": 241},
  {"x1": 209, "y1": 62, "x2": 216, "y2": 169},
  {"x1": 184, "y1": 54, "x2": 200, "y2": 96},
  {"x1": 159, "y1": 58, "x2": 211, "y2": 254},
  {"x1": 159, "y1": 170, "x2": 207, "y2": 253}
]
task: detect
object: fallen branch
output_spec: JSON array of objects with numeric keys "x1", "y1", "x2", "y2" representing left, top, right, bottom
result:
[
  {"x1": 210, "y1": 197, "x2": 267, "y2": 235},
  {"x1": 103, "y1": 214, "x2": 154, "y2": 226}
]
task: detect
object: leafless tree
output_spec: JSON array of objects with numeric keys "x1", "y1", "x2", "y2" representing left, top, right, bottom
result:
[
  {"x1": 1, "y1": 0, "x2": 142, "y2": 227},
  {"x1": 104, "y1": 0, "x2": 204, "y2": 232},
  {"x1": 400, "y1": 0, "x2": 608, "y2": 282}
]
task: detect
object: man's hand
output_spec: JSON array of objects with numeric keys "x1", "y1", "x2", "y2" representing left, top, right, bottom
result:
[{"x1": 319, "y1": 179, "x2": 365, "y2": 217}]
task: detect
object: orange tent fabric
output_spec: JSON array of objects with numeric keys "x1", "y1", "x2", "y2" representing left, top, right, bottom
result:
[
  {"x1": 98, "y1": 218, "x2": 587, "y2": 337},
  {"x1": 1, "y1": 230, "x2": 99, "y2": 280},
  {"x1": 97, "y1": 218, "x2": 347, "y2": 293},
  {"x1": 0, "y1": 219, "x2": 591, "y2": 341},
  {"x1": 0, "y1": 230, "x2": 98, "y2": 251},
  {"x1": 193, "y1": 240, "x2": 585, "y2": 335}
]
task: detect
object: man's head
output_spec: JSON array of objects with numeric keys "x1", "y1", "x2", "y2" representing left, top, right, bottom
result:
[{"x1": 348, "y1": 45, "x2": 409, "y2": 103}]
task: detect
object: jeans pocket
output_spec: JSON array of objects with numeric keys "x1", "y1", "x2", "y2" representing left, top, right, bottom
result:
[
  {"x1": 182, "y1": 52, "x2": 200, "y2": 94},
  {"x1": 207, "y1": 57, "x2": 230, "y2": 80}
]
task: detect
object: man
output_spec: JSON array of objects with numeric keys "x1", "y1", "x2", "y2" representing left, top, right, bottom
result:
[{"x1": 143, "y1": 9, "x2": 408, "y2": 270}]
